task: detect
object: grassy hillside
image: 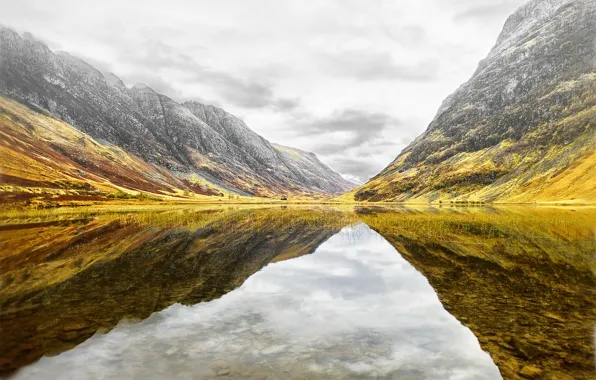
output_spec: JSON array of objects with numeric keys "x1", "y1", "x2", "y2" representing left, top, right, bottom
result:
[
  {"x1": 0, "y1": 96, "x2": 346, "y2": 206},
  {"x1": 1, "y1": 27, "x2": 353, "y2": 198},
  {"x1": 347, "y1": 75, "x2": 596, "y2": 205}
]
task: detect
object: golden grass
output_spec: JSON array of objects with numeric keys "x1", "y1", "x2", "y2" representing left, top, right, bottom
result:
[{"x1": 360, "y1": 206, "x2": 596, "y2": 267}]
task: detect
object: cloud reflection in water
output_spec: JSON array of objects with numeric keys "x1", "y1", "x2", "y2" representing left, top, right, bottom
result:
[{"x1": 15, "y1": 224, "x2": 500, "y2": 380}]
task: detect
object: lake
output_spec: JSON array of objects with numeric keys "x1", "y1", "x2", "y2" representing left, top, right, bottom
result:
[{"x1": 0, "y1": 205, "x2": 594, "y2": 379}]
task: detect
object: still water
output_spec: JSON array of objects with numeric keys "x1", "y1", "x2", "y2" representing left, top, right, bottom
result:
[{"x1": 1, "y1": 206, "x2": 594, "y2": 379}]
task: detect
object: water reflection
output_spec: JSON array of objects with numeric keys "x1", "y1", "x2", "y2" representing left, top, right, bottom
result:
[
  {"x1": 0, "y1": 208, "x2": 348, "y2": 375},
  {"x1": 359, "y1": 207, "x2": 596, "y2": 379},
  {"x1": 1, "y1": 206, "x2": 595, "y2": 379},
  {"x1": 11, "y1": 224, "x2": 500, "y2": 380}
]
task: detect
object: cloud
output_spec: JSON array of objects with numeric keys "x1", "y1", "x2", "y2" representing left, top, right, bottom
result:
[
  {"x1": 272, "y1": 97, "x2": 300, "y2": 111},
  {"x1": 287, "y1": 109, "x2": 403, "y2": 182},
  {"x1": 195, "y1": 72, "x2": 301, "y2": 110},
  {"x1": 380, "y1": 24, "x2": 429, "y2": 48},
  {"x1": 205, "y1": 75, "x2": 274, "y2": 108},
  {"x1": 319, "y1": 50, "x2": 441, "y2": 81},
  {"x1": 289, "y1": 111, "x2": 422, "y2": 182},
  {"x1": 72, "y1": 53, "x2": 115, "y2": 75},
  {"x1": 100, "y1": 38, "x2": 295, "y2": 110},
  {"x1": 327, "y1": 157, "x2": 379, "y2": 183},
  {"x1": 296, "y1": 109, "x2": 399, "y2": 153},
  {"x1": 125, "y1": 73, "x2": 183, "y2": 99}
]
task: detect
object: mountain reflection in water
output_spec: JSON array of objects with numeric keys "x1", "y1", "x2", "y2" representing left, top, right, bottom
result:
[{"x1": 0, "y1": 206, "x2": 594, "y2": 379}]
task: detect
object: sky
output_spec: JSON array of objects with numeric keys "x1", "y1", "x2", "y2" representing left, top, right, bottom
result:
[{"x1": 1, "y1": 0, "x2": 528, "y2": 183}]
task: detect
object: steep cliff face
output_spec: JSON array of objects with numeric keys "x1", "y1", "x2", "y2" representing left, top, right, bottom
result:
[
  {"x1": 352, "y1": 0, "x2": 596, "y2": 203},
  {"x1": 0, "y1": 27, "x2": 353, "y2": 197},
  {"x1": 183, "y1": 102, "x2": 355, "y2": 194},
  {"x1": 183, "y1": 101, "x2": 283, "y2": 167}
]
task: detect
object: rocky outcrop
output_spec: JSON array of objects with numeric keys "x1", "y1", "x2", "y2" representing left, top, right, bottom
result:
[
  {"x1": 0, "y1": 27, "x2": 353, "y2": 196},
  {"x1": 353, "y1": 0, "x2": 596, "y2": 203}
]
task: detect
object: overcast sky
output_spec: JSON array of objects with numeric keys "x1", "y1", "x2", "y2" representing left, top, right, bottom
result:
[{"x1": 2, "y1": 0, "x2": 527, "y2": 183}]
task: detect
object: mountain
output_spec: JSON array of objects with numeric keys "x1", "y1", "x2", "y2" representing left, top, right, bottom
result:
[
  {"x1": 181, "y1": 102, "x2": 355, "y2": 194},
  {"x1": 350, "y1": 0, "x2": 596, "y2": 203},
  {"x1": 0, "y1": 27, "x2": 353, "y2": 199}
]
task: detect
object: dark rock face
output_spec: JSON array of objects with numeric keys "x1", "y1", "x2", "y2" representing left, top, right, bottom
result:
[
  {"x1": 357, "y1": 0, "x2": 596, "y2": 202},
  {"x1": 354, "y1": 189, "x2": 378, "y2": 201},
  {"x1": 0, "y1": 27, "x2": 353, "y2": 196}
]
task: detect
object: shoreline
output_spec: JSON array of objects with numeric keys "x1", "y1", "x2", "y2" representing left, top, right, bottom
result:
[{"x1": 1, "y1": 197, "x2": 594, "y2": 218}]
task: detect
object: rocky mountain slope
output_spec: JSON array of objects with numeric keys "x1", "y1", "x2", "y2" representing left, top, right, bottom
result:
[
  {"x1": 351, "y1": 0, "x2": 596, "y2": 203},
  {"x1": 0, "y1": 96, "x2": 223, "y2": 201},
  {"x1": 0, "y1": 27, "x2": 353, "y2": 198},
  {"x1": 272, "y1": 143, "x2": 354, "y2": 196}
]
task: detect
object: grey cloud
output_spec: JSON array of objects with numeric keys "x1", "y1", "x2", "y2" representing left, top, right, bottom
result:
[
  {"x1": 272, "y1": 98, "x2": 300, "y2": 111},
  {"x1": 201, "y1": 73, "x2": 300, "y2": 110},
  {"x1": 302, "y1": 109, "x2": 396, "y2": 134},
  {"x1": 328, "y1": 157, "x2": 381, "y2": 184},
  {"x1": 119, "y1": 39, "x2": 198, "y2": 72},
  {"x1": 317, "y1": 3, "x2": 430, "y2": 49},
  {"x1": 73, "y1": 53, "x2": 115, "y2": 76},
  {"x1": 320, "y1": 50, "x2": 440, "y2": 81},
  {"x1": 298, "y1": 109, "x2": 399, "y2": 154},
  {"x1": 314, "y1": 138, "x2": 395, "y2": 156},
  {"x1": 379, "y1": 24, "x2": 430, "y2": 48},
  {"x1": 208, "y1": 76, "x2": 273, "y2": 108},
  {"x1": 115, "y1": 39, "x2": 294, "y2": 110}
]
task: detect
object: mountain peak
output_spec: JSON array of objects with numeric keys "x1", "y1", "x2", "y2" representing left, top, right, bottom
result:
[
  {"x1": 21, "y1": 31, "x2": 38, "y2": 42},
  {"x1": 493, "y1": 0, "x2": 576, "y2": 54},
  {"x1": 0, "y1": 26, "x2": 51, "y2": 54}
]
